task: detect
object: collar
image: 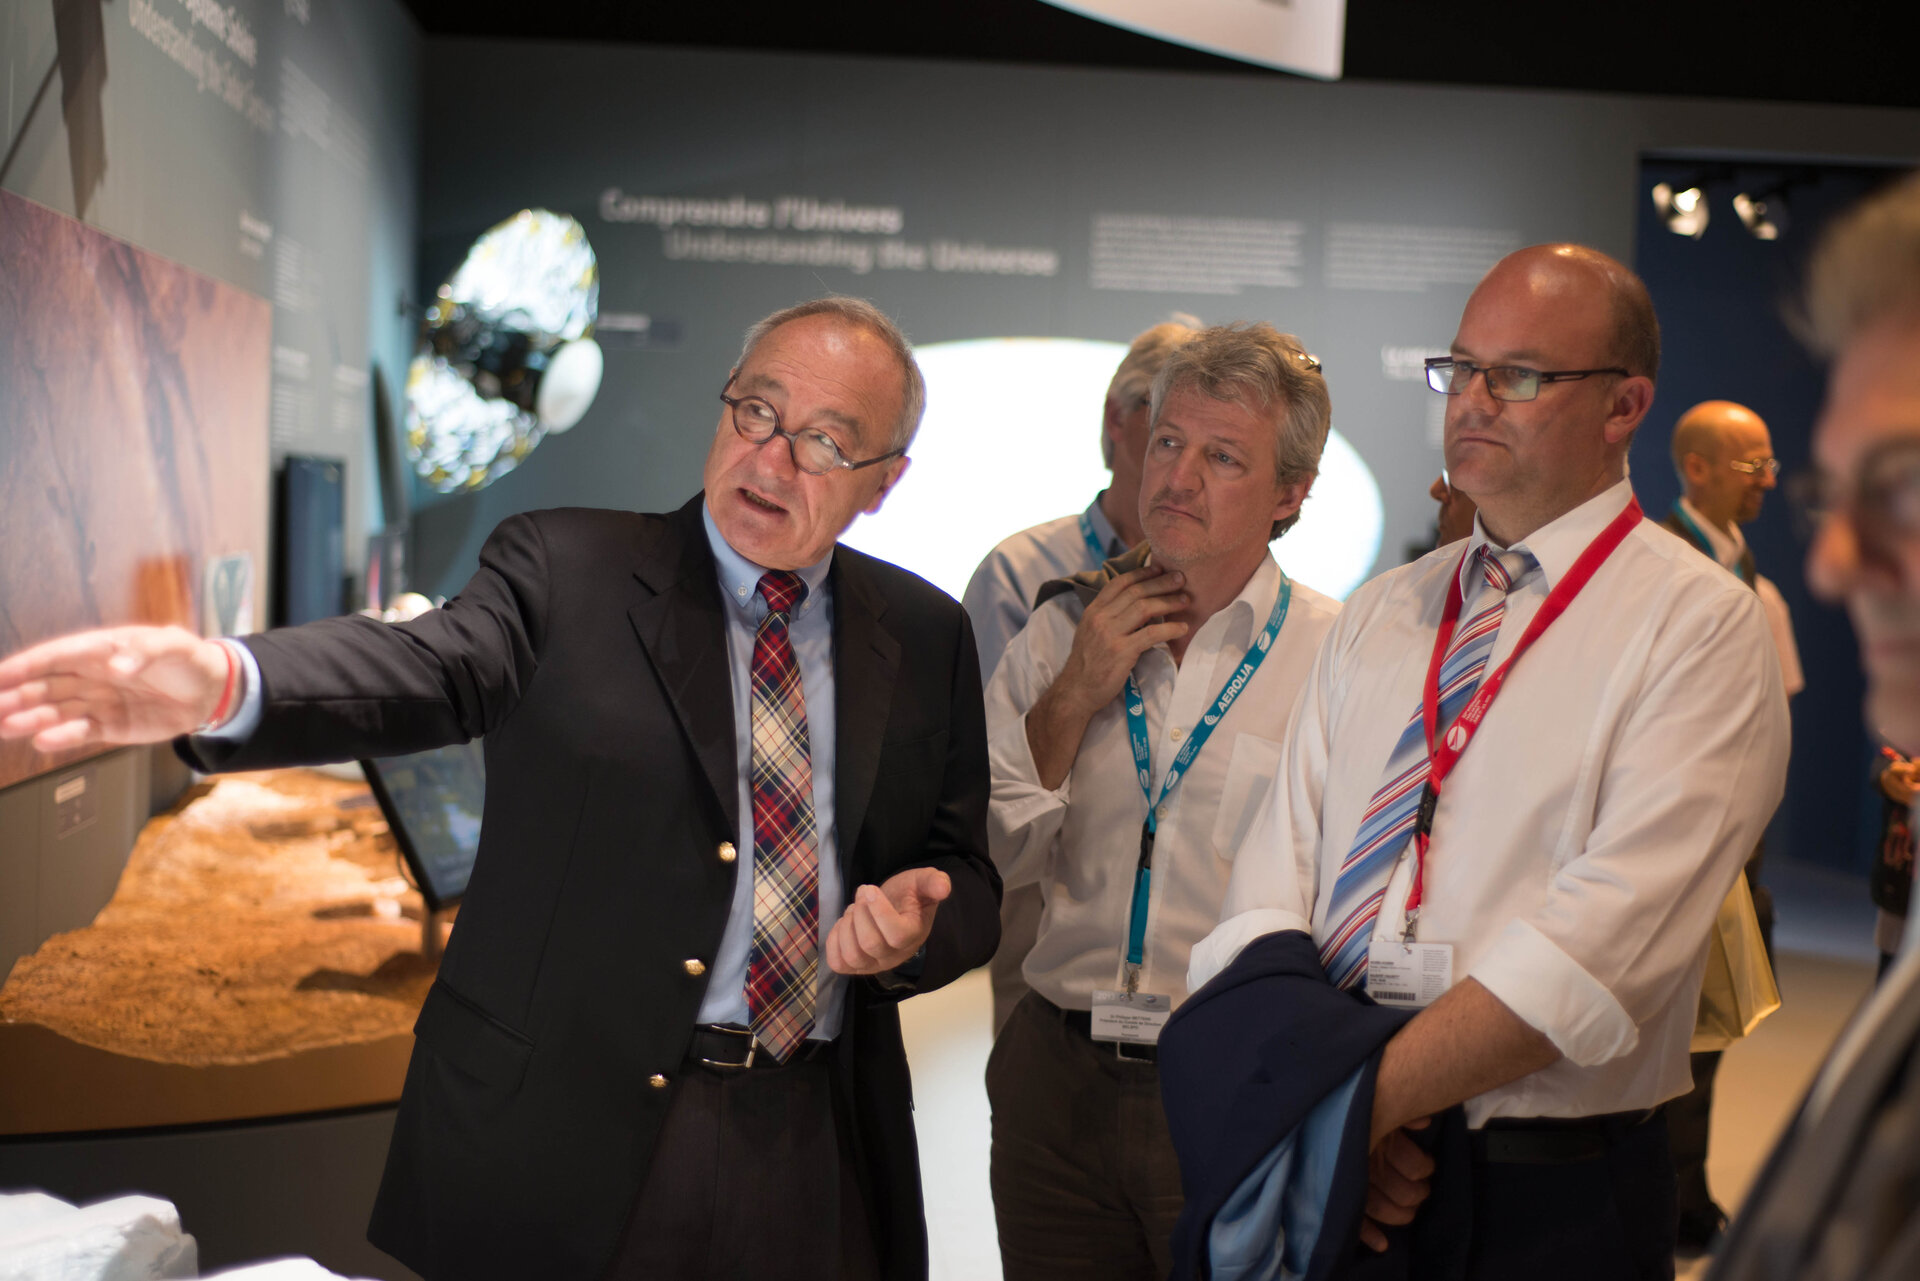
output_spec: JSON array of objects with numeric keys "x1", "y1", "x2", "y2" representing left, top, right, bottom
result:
[
  {"x1": 1175, "y1": 551, "x2": 1281, "y2": 656},
  {"x1": 1677, "y1": 496, "x2": 1746, "y2": 570},
  {"x1": 1085, "y1": 492, "x2": 1122, "y2": 557},
  {"x1": 1227, "y1": 552, "x2": 1283, "y2": 636},
  {"x1": 700, "y1": 502, "x2": 833, "y2": 619},
  {"x1": 1464, "y1": 477, "x2": 1636, "y2": 595}
]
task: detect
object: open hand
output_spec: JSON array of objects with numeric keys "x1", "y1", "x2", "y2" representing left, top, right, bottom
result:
[
  {"x1": 0, "y1": 625, "x2": 231, "y2": 753},
  {"x1": 825, "y1": 866, "x2": 951, "y2": 976},
  {"x1": 1358, "y1": 1118, "x2": 1435, "y2": 1252}
]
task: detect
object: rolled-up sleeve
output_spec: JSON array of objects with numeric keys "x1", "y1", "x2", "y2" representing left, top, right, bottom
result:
[
  {"x1": 984, "y1": 601, "x2": 1077, "y2": 891},
  {"x1": 1470, "y1": 586, "x2": 1790, "y2": 1066}
]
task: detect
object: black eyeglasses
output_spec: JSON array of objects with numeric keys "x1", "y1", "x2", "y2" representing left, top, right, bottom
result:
[
  {"x1": 1424, "y1": 357, "x2": 1631, "y2": 403},
  {"x1": 1786, "y1": 438, "x2": 1920, "y2": 558},
  {"x1": 719, "y1": 377, "x2": 905, "y2": 476}
]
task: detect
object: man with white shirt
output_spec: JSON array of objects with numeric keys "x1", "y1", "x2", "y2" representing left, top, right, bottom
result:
[
  {"x1": 1661, "y1": 397, "x2": 1803, "y2": 1250},
  {"x1": 964, "y1": 319, "x2": 1197, "y2": 1035},
  {"x1": 1189, "y1": 246, "x2": 1789, "y2": 1280},
  {"x1": 983, "y1": 323, "x2": 1341, "y2": 1280}
]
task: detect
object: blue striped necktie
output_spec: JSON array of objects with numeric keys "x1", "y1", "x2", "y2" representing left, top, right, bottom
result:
[{"x1": 1319, "y1": 545, "x2": 1539, "y2": 990}]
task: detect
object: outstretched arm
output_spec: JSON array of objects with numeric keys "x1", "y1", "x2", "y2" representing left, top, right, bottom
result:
[{"x1": 0, "y1": 625, "x2": 234, "y2": 752}]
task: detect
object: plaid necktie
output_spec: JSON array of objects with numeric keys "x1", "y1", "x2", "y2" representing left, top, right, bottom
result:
[
  {"x1": 1318, "y1": 546, "x2": 1538, "y2": 990},
  {"x1": 744, "y1": 570, "x2": 820, "y2": 1061}
]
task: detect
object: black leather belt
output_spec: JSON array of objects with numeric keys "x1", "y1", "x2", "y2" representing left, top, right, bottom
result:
[
  {"x1": 1047, "y1": 997, "x2": 1159, "y2": 1064},
  {"x1": 686, "y1": 1024, "x2": 830, "y2": 1071},
  {"x1": 1472, "y1": 1108, "x2": 1659, "y2": 1165}
]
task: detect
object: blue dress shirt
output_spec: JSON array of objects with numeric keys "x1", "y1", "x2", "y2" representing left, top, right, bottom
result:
[{"x1": 696, "y1": 504, "x2": 846, "y2": 1039}]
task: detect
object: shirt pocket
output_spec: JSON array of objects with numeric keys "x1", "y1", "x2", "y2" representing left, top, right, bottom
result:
[{"x1": 1210, "y1": 733, "x2": 1283, "y2": 862}]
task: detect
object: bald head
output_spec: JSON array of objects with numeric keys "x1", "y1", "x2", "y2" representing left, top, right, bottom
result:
[
  {"x1": 1671, "y1": 399, "x2": 1776, "y2": 529},
  {"x1": 1671, "y1": 401, "x2": 1767, "y2": 470},
  {"x1": 1478, "y1": 245, "x2": 1661, "y2": 382},
  {"x1": 1444, "y1": 244, "x2": 1660, "y2": 544}
]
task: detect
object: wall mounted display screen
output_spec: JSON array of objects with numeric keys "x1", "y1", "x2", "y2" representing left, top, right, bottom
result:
[
  {"x1": 276, "y1": 455, "x2": 347, "y2": 625},
  {"x1": 0, "y1": 189, "x2": 270, "y2": 793},
  {"x1": 360, "y1": 740, "x2": 486, "y2": 912}
]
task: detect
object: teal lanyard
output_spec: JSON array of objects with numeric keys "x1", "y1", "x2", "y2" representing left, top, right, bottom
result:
[
  {"x1": 1119, "y1": 572, "x2": 1293, "y2": 985},
  {"x1": 1077, "y1": 509, "x2": 1109, "y2": 563},
  {"x1": 1670, "y1": 501, "x2": 1714, "y2": 557}
]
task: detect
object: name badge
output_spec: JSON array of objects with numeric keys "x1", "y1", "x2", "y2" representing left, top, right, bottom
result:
[
  {"x1": 1365, "y1": 940, "x2": 1454, "y2": 1009},
  {"x1": 1090, "y1": 989, "x2": 1173, "y2": 1044}
]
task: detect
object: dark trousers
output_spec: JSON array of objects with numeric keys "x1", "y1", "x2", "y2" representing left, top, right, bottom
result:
[
  {"x1": 1467, "y1": 1110, "x2": 1677, "y2": 1281},
  {"x1": 605, "y1": 1048, "x2": 881, "y2": 1281},
  {"x1": 1667, "y1": 1050, "x2": 1724, "y2": 1229},
  {"x1": 1667, "y1": 850, "x2": 1774, "y2": 1231},
  {"x1": 986, "y1": 991, "x2": 1184, "y2": 1281}
]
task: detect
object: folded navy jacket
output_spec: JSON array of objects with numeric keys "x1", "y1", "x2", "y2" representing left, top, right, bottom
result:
[{"x1": 1158, "y1": 929, "x2": 1471, "y2": 1281}]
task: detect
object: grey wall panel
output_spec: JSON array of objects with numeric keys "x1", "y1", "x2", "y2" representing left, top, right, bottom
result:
[
  {"x1": 34, "y1": 748, "x2": 142, "y2": 944},
  {"x1": 411, "y1": 41, "x2": 1920, "y2": 604},
  {"x1": 0, "y1": 779, "x2": 38, "y2": 984}
]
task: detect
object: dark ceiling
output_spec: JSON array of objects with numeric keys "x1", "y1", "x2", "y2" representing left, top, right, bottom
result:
[{"x1": 398, "y1": 1, "x2": 1920, "y2": 111}]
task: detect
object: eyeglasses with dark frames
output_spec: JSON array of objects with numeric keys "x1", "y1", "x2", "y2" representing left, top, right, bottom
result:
[
  {"x1": 719, "y1": 376, "x2": 906, "y2": 476},
  {"x1": 1424, "y1": 357, "x2": 1632, "y2": 403}
]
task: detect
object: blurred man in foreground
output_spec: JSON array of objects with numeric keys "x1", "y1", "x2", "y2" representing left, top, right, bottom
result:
[{"x1": 1712, "y1": 169, "x2": 1920, "y2": 1281}]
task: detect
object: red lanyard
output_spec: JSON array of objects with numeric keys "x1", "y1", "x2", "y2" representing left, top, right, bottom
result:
[{"x1": 1406, "y1": 497, "x2": 1644, "y2": 920}]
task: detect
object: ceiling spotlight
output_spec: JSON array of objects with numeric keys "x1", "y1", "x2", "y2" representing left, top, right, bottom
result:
[
  {"x1": 405, "y1": 209, "x2": 604, "y2": 493},
  {"x1": 1653, "y1": 182, "x2": 1710, "y2": 239},
  {"x1": 1734, "y1": 190, "x2": 1783, "y2": 241}
]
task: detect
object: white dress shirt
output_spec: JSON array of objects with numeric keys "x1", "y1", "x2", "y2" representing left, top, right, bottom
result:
[
  {"x1": 987, "y1": 554, "x2": 1340, "y2": 1012},
  {"x1": 1677, "y1": 496, "x2": 1805, "y2": 696},
  {"x1": 963, "y1": 495, "x2": 1123, "y2": 684},
  {"x1": 1190, "y1": 481, "x2": 1790, "y2": 1124}
]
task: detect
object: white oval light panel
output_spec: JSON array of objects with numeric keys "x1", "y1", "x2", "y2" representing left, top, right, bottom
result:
[{"x1": 842, "y1": 336, "x2": 1385, "y2": 602}]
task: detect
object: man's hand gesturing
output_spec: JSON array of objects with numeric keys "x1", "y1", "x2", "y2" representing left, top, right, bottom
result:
[
  {"x1": 0, "y1": 625, "x2": 234, "y2": 753},
  {"x1": 1025, "y1": 565, "x2": 1187, "y2": 790},
  {"x1": 826, "y1": 866, "x2": 951, "y2": 976}
]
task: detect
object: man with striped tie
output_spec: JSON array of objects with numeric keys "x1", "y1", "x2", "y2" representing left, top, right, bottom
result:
[{"x1": 1188, "y1": 245, "x2": 1790, "y2": 1280}]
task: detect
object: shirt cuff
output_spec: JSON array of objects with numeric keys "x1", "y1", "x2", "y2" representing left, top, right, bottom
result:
[
  {"x1": 194, "y1": 639, "x2": 264, "y2": 744},
  {"x1": 1186, "y1": 907, "x2": 1313, "y2": 995},
  {"x1": 986, "y1": 713, "x2": 1073, "y2": 880},
  {"x1": 1469, "y1": 919, "x2": 1639, "y2": 1067}
]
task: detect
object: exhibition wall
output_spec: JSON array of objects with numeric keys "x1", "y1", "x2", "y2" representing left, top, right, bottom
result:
[
  {"x1": 1633, "y1": 159, "x2": 1904, "y2": 885},
  {"x1": 412, "y1": 38, "x2": 1920, "y2": 872},
  {"x1": 0, "y1": 0, "x2": 420, "y2": 969}
]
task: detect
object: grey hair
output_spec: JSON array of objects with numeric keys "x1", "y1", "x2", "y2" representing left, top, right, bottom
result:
[
  {"x1": 1101, "y1": 317, "x2": 1201, "y2": 467},
  {"x1": 1148, "y1": 322, "x2": 1332, "y2": 538},
  {"x1": 1800, "y1": 169, "x2": 1920, "y2": 358},
  {"x1": 737, "y1": 296, "x2": 927, "y2": 452}
]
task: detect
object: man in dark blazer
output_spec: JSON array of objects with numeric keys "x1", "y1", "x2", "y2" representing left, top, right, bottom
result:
[{"x1": 0, "y1": 297, "x2": 1002, "y2": 1281}]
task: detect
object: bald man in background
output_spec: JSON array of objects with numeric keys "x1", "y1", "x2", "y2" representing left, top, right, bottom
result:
[
  {"x1": 1660, "y1": 398, "x2": 1804, "y2": 1253},
  {"x1": 1665, "y1": 400, "x2": 1805, "y2": 699}
]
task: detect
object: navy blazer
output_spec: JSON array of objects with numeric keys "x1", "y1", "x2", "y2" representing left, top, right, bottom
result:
[
  {"x1": 1158, "y1": 929, "x2": 1471, "y2": 1280},
  {"x1": 179, "y1": 496, "x2": 1001, "y2": 1281}
]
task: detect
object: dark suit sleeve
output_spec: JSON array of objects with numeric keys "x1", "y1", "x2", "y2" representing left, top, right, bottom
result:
[
  {"x1": 178, "y1": 513, "x2": 550, "y2": 772},
  {"x1": 874, "y1": 610, "x2": 1001, "y2": 999}
]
